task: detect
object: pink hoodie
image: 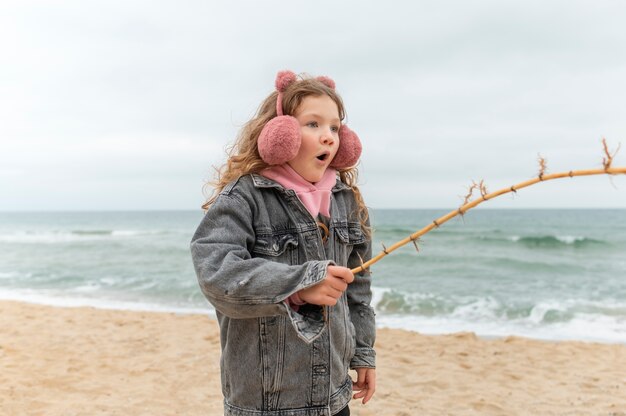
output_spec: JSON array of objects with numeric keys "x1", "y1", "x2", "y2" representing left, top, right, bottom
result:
[{"x1": 260, "y1": 164, "x2": 337, "y2": 218}]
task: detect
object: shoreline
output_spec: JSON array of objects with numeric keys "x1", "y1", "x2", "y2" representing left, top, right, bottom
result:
[
  {"x1": 1, "y1": 293, "x2": 624, "y2": 345},
  {"x1": 1, "y1": 299, "x2": 625, "y2": 415}
]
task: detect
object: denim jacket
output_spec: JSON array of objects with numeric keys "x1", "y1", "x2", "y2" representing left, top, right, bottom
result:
[{"x1": 190, "y1": 173, "x2": 376, "y2": 416}]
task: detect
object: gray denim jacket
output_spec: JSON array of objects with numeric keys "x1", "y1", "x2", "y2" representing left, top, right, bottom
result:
[{"x1": 190, "y1": 173, "x2": 376, "y2": 416}]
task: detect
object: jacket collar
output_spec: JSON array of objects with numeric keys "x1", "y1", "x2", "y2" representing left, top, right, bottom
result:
[{"x1": 250, "y1": 173, "x2": 351, "y2": 193}]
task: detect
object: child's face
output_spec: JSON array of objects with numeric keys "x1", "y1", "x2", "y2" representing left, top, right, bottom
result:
[{"x1": 288, "y1": 94, "x2": 341, "y2": 183}]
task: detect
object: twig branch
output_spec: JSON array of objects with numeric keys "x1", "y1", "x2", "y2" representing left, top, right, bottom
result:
[
  {"x1": 538, "y1": 154, "x2": 547, "y2": 180},
  {"x1": 352, "y1": 141, "x2": 624, "y2": 275},
  {"x1": 602, "y1": 137, "x2": 621, "y2": 170},
  {"x1": 479, "y1": 179, "x2": 488, "y2": 200},
  {"x1": 462, "y1": 181, "x2": 478, "y2": 206}
]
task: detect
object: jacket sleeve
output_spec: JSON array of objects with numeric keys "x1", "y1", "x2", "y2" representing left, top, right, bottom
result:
[
  {"x1": 346, "y1": 215, "x2": 376, "y2": 369},
  {"x1": 190, "y1": 190, "x2": 331, "y2": 342}
]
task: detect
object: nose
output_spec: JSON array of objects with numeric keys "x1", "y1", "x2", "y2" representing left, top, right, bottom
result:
[{"x1": 321, "y1": 127, "x2": 335, "y2": 145}]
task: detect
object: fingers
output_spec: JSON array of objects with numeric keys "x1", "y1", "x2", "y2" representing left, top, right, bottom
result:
[
  {"x1": 297, "y1": 287, "x2": 341, "y2": 306},
  {"x1": 320, "y1": 294, "x2": 340, "y2": 306},
  {"x1": 327, "y1": 277, "x2": 348, "y2": 292},
  {"x1": 296, "y1": 266, "x2": 354, "y2": 306},
  {"x1": 362, "y1": 372, "x2": 376, "y2": 404},
  {"x1": 353, "y1": 388, "x2": 373, "y2": 404},
  {"x1": 352, "y1": 368, "x2": 376, "y2": 404},
  {"x1": 299, "y1": 291, "x2": 339, "y2": 306},
  {"x1": 353, "y1": 387, "x2": 373, "y2": 404},
  {"x1": 319, "y1": 278, "x2": 345, "y2": 299},
  {"x1": 327, "y1": 265, "x2": 354, "y2": 284}
]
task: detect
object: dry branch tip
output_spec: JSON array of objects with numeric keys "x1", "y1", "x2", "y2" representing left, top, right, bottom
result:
[
  {"x1": 602, "y1": 138, "x2": 621, "y2": 170},
  {"x1": 479, "y1": 179, "x2": 489, "y2": 200},
  {"x1": 462, "y1": 181, "x2": 479, "y2": 205},
  {"x1": 355, "y1": 252, "x2": 369, "y2": 275},
  {"x1": 409, "y1": 236, "x2": 422, "y2": 252},
  {"x1": 538, "y1": 154, "x2": 547, "y2": 180}
]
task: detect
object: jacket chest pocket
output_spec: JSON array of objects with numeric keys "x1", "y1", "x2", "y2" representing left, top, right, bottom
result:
[
  {"x1": 252, "y1": 232, "x2": 299, "y2": 265},
  {"x1": 333, "y1": 223, "x2": 365, "y2": 266}
]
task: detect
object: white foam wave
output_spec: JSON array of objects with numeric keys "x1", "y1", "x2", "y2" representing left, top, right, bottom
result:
[
  {"x1": 0, "y1": 288, "x2": 214, "y2": 317},
  {"x1": 507, "y1": 235, "x2": 593, "y2": 244},
  {"x1": 1, "y1": 285, "x2": 624, "y2": 344},
  {"x1": 370, "y1": 286, "x2": 392, "y2": 309},
  {"x1": 556, "y1": 235, "x2": 586, "y2": 244},
  {"x1": 72, "y1": 283, "x2": 102, "y2": 293},
  {"x1": 376, "y1": 311, "x2": 626, "y2": 344},
  {"x1": 0, "y1": 230, "x2": 160, "y2": 243},
  {"x1": 527, "y1": 301, "x2": 565, "y2": 324},
  {"x1": 450, "y1": 296, "x2": 501, "y2": 320},
  {"x1": 371, "y1": 287, "x2": 626, "y2": 343}
]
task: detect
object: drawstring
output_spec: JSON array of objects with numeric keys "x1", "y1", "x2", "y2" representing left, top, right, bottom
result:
[{"x1": 317, "y1": 221, "x2": 329, "y2": 244}]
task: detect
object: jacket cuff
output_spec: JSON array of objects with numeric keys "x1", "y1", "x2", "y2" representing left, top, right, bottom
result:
[
  {"x1": 350, "y1": 347, "x2": 376, "y2": 369},
  {"x1": 297, "y1": 260, "x2": 333, "y2": 290}
]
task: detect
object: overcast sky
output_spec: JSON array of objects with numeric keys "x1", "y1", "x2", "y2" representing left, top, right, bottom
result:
[{"x1": 1, "y1": 0, "x2": 625, "y2": 211}]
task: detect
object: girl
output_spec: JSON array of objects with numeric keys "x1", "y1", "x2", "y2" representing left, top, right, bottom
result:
[{"x1": 190, "y1": 70, "x2": 376, "y2": 416}]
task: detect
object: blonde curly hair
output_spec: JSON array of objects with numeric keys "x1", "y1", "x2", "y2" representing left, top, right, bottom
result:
[{"x1": 202, "y1": 74, "x2": 370, "y2": 237}]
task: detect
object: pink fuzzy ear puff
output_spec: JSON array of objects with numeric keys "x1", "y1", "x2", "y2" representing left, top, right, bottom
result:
[
  {"x1": 330, "y1": 125, "x2": 362, "y2": 168},
  {"x1": 276, "y1": 70, "x2": 297, "y2": 93},
  {"x1": 316, "y1": 76, "x2": 336, "y2": 90},
  {"x1": 258, "y1": 116, "x2": 301, "y2": 165},
  {"x1": 257, "y1": 70, "x2": 301, "y2": 165}
]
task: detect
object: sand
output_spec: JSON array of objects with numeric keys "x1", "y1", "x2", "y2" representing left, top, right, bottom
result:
[{"x1": 1, "y1": 300, "x2": 625, "y2": 415}]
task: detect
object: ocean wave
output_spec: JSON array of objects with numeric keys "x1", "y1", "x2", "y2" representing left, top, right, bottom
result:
[
  {"x1": 372, "y1": 288, "x2": 626, "y2": 322},
  {"x1": 0, "y1": 288, "x2": 213, "y2": 317},
  {"x1": 0, "y1": 271, "x2": 19, "y2": 280},
  {"x1": 515, "y1": 235, "x2": 606, "y2": 248},
  {"x1": 372, "y1": 288, "x2": 626, "y2": 342},
  {"x1": 374, "y1": 227, "x2": 468, "y2": 237},
  {"x1": 372, "y1": 289, "x2": 452, "y2": 315},
  {"x1": 0, "y1": 229, "x2": 169, "y2": 243},
  {"x1": 373, "y1": 227, "x2": 417, "y2": 235},
  {"x1": 1, "y1": 284, "x2": 624, "y2": 343},
  {"x1": 71, "y1": 230, "x2": 114, "y2": 235},
  {"x1": 476, "y1": 234, "x2": 607, "y2": 248}
]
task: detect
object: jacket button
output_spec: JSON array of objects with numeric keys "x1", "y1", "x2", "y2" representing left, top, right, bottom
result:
[{"x1": 313, "y1": 364, "x2": 327, "y2": 374}]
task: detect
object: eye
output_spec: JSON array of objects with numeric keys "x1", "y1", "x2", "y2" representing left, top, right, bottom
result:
[
  {"x1": 331, "y1": 125, "x2": 340, "y2": 133},
  {"x1": 306, "y1": 121, "x2": 318, "y2": 128}
]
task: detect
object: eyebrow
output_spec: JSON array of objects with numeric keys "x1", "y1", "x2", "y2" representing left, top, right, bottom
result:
[{"x1": 301, "y1": 113, "x2": 341, "y2": 123}]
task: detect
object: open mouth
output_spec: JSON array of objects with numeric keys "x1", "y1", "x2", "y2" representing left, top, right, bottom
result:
[{"x1": 316, "y1": 151, "x2": 330, "y2": 161}]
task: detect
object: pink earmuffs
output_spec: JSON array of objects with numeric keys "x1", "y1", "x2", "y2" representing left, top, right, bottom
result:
[{"x1": 257, "y1": 70, "x2": 362, "y2": 168}]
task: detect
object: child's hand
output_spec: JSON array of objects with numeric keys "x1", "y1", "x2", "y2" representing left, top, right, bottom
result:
[
  {"x1": 297, "y1": 265, "x2": 354, "y2": 306},
  {"x1": 352, "y1": 367, "x2": 376, "y2": 404}
]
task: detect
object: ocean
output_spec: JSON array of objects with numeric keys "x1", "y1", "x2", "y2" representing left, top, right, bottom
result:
[{"x1": 0, "y1": 209, "x2": 624, "y2": 344}]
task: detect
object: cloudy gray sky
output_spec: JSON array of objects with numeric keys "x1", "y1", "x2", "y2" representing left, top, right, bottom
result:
[{"x1": 2, "y1": 0, "x2": 625, "y2": 210}]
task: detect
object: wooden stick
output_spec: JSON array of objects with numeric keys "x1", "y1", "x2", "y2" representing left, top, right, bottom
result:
[{"x1": 351, "y1": 164, "x2": 626, "y2": 275}]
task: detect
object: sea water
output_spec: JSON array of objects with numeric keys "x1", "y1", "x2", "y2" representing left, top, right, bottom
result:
[{"x1": 0, "y1": 209, "x2": 624, "y2": 343}]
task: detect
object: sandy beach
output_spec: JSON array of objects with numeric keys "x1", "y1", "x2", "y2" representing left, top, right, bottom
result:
[{"x1": 1, "y1": 300, "x2": 625, "y2": 415}]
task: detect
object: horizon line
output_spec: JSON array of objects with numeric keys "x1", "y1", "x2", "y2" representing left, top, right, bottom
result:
[{"x1": 1, "y1": 207, "x2": 625, "y2": 213}]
